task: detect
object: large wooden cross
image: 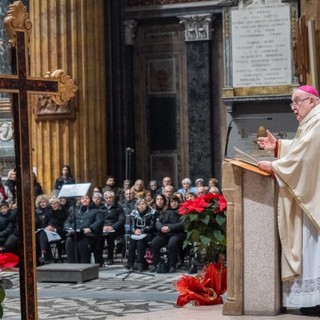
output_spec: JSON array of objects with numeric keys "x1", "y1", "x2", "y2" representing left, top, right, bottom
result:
[{"x1": 0, "y1": 2, "x2": 77, "y2": 319}]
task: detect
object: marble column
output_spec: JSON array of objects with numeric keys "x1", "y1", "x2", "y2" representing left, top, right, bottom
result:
[
  {"x1": 179, "y1": 14, "x2": 214, "y2": 181},
  {"x1": 29, "y1": 0, "x2": 107, "y2": 193}
]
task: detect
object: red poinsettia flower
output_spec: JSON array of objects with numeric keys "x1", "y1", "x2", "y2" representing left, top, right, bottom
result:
[
  {"x1": 216, "y1": 195, "x2": 227, "y2": 213},
  {"x1": 0, "y1": 253, "x2": 19, "y2": 270},
  {"x1": 202, "y1": 193, "x2": 220, "y2": 202},
  {"x1": 175, "y1": 263, "x2": 227, "y2": 307},
  {"x1": 179, "y1": 196, "x2": 209, "y2": 215}
]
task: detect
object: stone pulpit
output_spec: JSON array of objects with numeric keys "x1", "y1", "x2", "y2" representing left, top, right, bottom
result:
[{"x1": 222, "y1": 159, "x2": 281, "y2": 316}]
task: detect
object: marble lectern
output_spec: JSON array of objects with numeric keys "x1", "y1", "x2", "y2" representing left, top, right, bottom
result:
[{"x1": 222, "y1": 160, "x2": 281, "y2": 316}]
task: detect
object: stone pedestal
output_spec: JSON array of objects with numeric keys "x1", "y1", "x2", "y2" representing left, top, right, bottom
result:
[
  {"x1": 37, "y1": 263, "x2": 99, "y2": 284},
  {"x1": 222, "y1": 160, "x2": 281, "y2": 316}
]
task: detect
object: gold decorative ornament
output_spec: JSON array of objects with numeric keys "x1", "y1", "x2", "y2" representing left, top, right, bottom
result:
[
  {"x1": 3, "y1": 1, "x2": 32, "y2": 47},
  {"x1": 45, "y1": 70, "x2": 78, "y2": 105}
]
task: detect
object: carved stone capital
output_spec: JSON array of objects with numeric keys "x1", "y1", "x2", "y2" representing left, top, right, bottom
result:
[
  {"x1": 178, "y1": 14, "x2": 214, "y2": 42},
  {"x1": 124, "y1": 20, "x2": 137, "y2": 46}
]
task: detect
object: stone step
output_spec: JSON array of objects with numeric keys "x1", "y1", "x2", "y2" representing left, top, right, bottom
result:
[{"x1": 37, "y1": 263, "x2": 99, "y2": 284}]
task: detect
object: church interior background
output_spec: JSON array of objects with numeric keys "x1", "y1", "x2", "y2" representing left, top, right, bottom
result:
[{"x1": 0, "y1": 0, "x2": 319, "y2": 194}]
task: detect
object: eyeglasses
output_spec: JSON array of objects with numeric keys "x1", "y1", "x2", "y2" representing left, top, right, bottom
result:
[{"x1": 290, "y1": 97, "x2": 310, "y2": 108}]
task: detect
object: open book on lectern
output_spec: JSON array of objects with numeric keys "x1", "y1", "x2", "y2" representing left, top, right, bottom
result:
[
  {"x1": 58, "y1": 183, "x2": 91, "y2": 198},
  {"x1": 233, "y1": 146, "x2": 275, "y2": 168},
  {"x1": 234, "y1": 147, "x2": 259, "y2": 167}
]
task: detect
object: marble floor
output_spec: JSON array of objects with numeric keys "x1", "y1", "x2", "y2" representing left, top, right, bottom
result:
[{"x1": 2, "y1": 261, "x2": 319, "y2": 319}]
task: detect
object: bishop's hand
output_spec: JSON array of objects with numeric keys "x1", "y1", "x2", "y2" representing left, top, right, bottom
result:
[
  {"x1": 258, "y1": 161, "x2": 273, "y2": 173},
  {"x1": 257, "y1": 130, "x2": 277, "y2": 151}
]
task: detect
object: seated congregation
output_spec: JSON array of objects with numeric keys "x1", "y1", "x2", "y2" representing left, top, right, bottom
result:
[{"x1": 0, "y1": 168, "x2": 222, "y2": 273}]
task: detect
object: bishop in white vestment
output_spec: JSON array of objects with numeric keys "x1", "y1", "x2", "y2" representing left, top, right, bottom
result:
[{"x1": 258, "y1": 85, "x2": 320, "y2": 313}]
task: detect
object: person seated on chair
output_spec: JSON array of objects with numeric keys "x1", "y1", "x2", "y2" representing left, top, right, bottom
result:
[
  {"x1": 127, "y1": 198, "x2": 157, "y2": 271},
  {"x1": 177, "y1": 178, "x2": 197, "y2": 201},
  {"x1": 35, "y1": 194, "x2": 51, "y2": 228},
  {"x1": 102, "y1": 175, "x2": 121, "y2": 203},
  {"x1": 148, "y1": 180, "x2": 160, "y2": 198},
  {"x1": 4, "y1": 201, "x2": 18, "y2": 255},
  {"x1": 101, "y1": 191, "x2": 125, "y2": 265},
  {"x1": 5, "y1": 169, "x2": 16, "y2": 203},
  {"x1": 0, "y1": 176, "x2": 14, "y2": 206},
  {"x1": 64, "y1": 194, "x2": 104, "y2": 263},
  {"x1": 118, "y1": 179, "x2": 131, "y2": 205},
  {"x1": 149, "y1": 195, "x2": 186, "y2": 273},
  {"x1": 144, "y1": 190, "x2": 155, "y2": 207},
  {"x1": 130, "y1": 179, "x2": 147, "y2": 199},
  {"x1": 92, "y1": 193, "x2": 104, "y2": 209},
  {"x1": 122, "y1": 189, "x2": 137, "y2": 215},
  {"x1": 37, "y1": 197, "x2": 69, "y2": 265},
  {"x1": 152, "y1": 194, "x2": 168, "y2": 215},
  {"x1": 0, "y1": 201, "x2": 15, "y2": 251},
  {"x1": 122, "y1": 189, "x2": 137, "y2": 234}
]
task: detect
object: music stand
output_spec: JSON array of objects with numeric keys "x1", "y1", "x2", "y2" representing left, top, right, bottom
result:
[{"x1": 58, "y1": 183, "x2": 91, "y2": 263}]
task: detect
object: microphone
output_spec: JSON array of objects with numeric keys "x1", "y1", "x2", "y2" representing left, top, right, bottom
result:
[
  {"x1": 224, "y1": 116, "x2": 272, "y2": 157},
  {"x1": 126, "y1": 147, "x2": 134, "y2": 153}
]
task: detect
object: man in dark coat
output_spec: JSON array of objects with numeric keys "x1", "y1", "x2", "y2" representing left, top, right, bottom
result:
[{"x1": 101, "y1": 191, "x2": 125, "y2": 265}]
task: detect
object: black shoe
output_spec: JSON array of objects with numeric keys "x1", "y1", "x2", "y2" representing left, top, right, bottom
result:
[
  {"x1": 137, "y1": 263, "x2": 144, "y2": 272},
  {"x1": 106, "y1": 259, "x2": 114, "y2": 265},
  {"x1": 169, "y1": 267, "x2": 176, "y2": 273},
  {"x1": 39, "y1": 253, "x2": 50, "y2": 265},
  {"x1": 149, "y1": 265, "x2": 157, "y2": 272},
  {"x1": 300, "y1": 305, "x2": 320, "y2": 316}
]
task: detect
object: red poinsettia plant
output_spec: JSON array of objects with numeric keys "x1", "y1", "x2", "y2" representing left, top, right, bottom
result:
[
  {"x1": 178, "y1": 193, "x2": 227, "y2": 263},
  {"x1": 0, "y1": 252, "x2": 19, "y2": 319},
  {"x1": 175, "y1": 262, "x2": 227, "y2": 307}
]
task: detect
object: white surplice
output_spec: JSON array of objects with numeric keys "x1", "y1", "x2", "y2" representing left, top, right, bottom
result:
[{"x1": 282, "y1": 212, "x2": 320, "y2": 307}]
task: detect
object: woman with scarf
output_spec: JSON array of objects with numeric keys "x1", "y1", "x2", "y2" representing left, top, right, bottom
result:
[{"x1": 127, "y1": 198, "x2": 157, "y2": 271}]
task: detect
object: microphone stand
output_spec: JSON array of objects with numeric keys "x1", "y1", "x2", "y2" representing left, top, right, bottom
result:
[
  {"x1": 224, "y1": 116, "x2": 272, "y2": 157},
  {"x1": 73, "y1": 202, "x2": 79, "y2": 263}
]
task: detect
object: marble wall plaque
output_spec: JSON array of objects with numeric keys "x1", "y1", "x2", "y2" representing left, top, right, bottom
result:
[{"x1": 231, "y1": 0, "x2": 292, "y2": 87}]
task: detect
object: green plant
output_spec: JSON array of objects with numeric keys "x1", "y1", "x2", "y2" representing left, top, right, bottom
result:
[{"x1": 178, "y1": 193, "x2": 227, "y2": 263}]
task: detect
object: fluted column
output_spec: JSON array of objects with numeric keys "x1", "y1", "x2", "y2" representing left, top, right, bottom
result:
[{"x1": 29, "y1": 0, "x2": 107, "y2": 193}]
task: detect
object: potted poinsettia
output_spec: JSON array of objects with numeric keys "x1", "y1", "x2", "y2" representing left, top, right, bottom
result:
[
  {"x1": 175, "y1": 262, "x2": 227, "y2": 307},
  {"x1": 0, "y1": 252, "x2": 19, "y2": 319},
  {"x1": 178, "y1": 193, "x2": 227, "y2": 264}
]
